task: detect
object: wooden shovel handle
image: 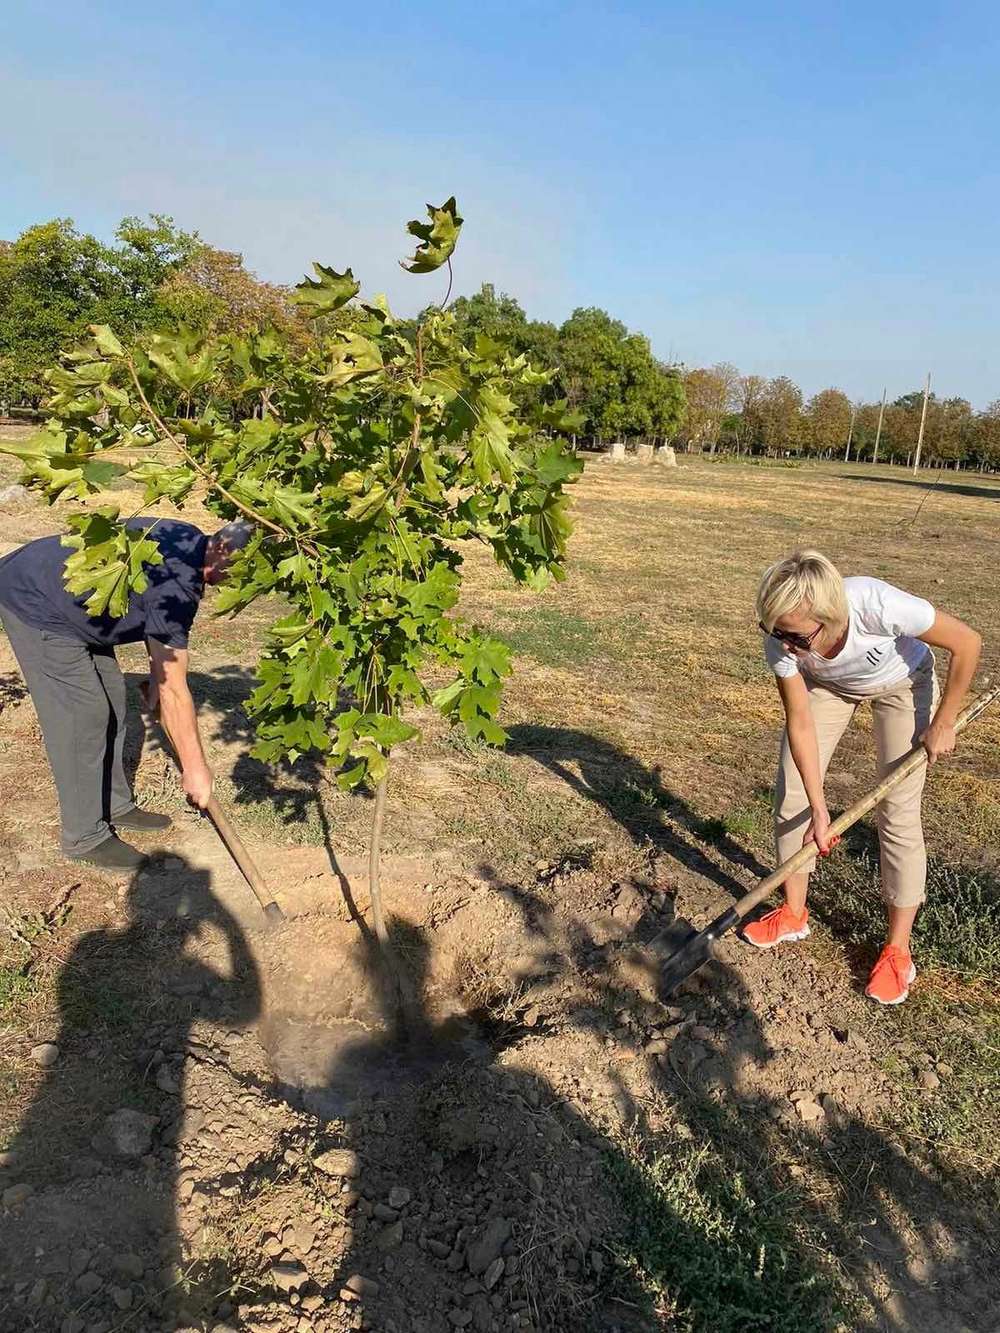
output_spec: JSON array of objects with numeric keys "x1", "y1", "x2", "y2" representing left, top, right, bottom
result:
[
  {"x1": 733, "y1": 682, "x2": 1000, "y2": 920},
  {"x1": 151, "y1": 701, "x2": 283, "y2": 923},
  {"x1": 202, "y1": 794, "x2": 276, "y2": 914}
]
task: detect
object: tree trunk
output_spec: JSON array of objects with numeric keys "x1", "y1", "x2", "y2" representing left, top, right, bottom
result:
[{"x1": 367, "y1": 769, "x2": 422, "y2": 1039}]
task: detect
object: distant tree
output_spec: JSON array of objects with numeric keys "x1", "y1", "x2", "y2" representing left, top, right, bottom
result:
[
  {"x1": 0, "y1": 215, "x2": 197, "y2": 404},
  {"x1": 157, "y1": 244, "x2": 305, "y2": 341},
  {"x1": 760, "y1": 376, "x2": 803, "y2": 454},
  {"x1": 803, "y1": 387, "x2": 852, "y2": 457},
  {"x1": 681, "y1": 365, "x2": 732, "y2": 451}
]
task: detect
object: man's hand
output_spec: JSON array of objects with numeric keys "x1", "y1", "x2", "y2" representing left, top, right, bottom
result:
[
  {"x1": 921, "y1": 719, "x2": 957, "y2": 764},
  {"x1": 182, "y1": 761, "x2": 214, "y2": 810},
  {"x1": 804, "y1": 803, "x2": 839, "y2": 856}
]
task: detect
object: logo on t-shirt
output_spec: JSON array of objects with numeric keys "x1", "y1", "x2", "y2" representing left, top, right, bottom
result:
[{"x1": 865, "y1": 645, "x2": 885, "y2": 667}]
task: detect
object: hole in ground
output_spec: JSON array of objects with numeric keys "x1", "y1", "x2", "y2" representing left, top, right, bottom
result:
[{"x1": 254, "y1": 910, "x2": 522, "y2": 1119}]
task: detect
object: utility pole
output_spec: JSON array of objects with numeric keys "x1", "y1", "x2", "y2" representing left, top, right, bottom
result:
[
  {"x1": 844, "y1": 403, "x2": 857, "y2": 462},
  {"x1": 872, "y1": 387, "x2": 886, "y2": 465},
  {"x1": 912, "y1": 373, "x2": 931, "y2": 474}
]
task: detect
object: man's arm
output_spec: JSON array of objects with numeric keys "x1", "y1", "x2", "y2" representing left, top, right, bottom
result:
[{"x1": 147, "y1": 639, "x2": 213, "y2": 808}]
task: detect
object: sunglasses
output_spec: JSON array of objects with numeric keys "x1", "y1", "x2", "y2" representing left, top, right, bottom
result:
[{"x1": 759, "y1": 620, "x2": 823, "y2": 652}]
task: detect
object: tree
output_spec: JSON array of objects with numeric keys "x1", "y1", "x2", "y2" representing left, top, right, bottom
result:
[
  {"x1": 759, "y1": 376, "x2": 803, "y2": 454},
  {"x1": 157, "y1": 244, "x2": 305, "y2": 341},
  {"x1": 733, "y1": 374, "x2": 767, "y2": 453},
  {"x1": 1, "y1": 198, "x2": 583, "y2": 1021},
  {"x1": 681, "y1": 365, "x2": 732, "y2": 451},
  {"x1": 804, "y1": 388, "x2": 852, "y2": 458},
  {"x1": 0, "y1": 215, "x2": 197, "y2": 405}
]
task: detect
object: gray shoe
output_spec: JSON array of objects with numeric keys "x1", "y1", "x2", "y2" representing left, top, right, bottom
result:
[
  {"x1": 69, "y1": 836, "x2": 149, "y2": 871},
  {"x1": 112, "y1": 808, "x2": 173, "y2": 832}
]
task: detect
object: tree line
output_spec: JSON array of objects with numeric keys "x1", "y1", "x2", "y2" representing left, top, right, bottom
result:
[
  {"x1": 3, "y1": 214, "x2": 998, "y2": 470},
  {"x1": 680, "y1": 365, "x2": 1000, "y2": 471}
]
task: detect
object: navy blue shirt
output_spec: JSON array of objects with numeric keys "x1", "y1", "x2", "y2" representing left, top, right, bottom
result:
[{"x1": 0, "y1": 519, "x2": 208, "y2": 649}]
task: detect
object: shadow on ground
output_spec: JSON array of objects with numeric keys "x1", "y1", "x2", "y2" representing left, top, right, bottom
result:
[{"x1": 0, "y1": 859, "x2": 261, "y2": 1332}]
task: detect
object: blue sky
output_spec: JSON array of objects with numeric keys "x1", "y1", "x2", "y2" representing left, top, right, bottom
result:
[{"x1": 2, "y1": 1, "x2": 997, "y2": 405}]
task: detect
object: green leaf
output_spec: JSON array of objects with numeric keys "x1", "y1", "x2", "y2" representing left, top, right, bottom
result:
[
  {"x1": 293, "y1": 263, "x2": 361, "y2": 315},
  {"x1": 400, "y1": 197, "x2": 463, "y2": 274},
  {"x1": 89, "y1": 324, "x2": 125, "y2": 357},
  {"x1": 82, "y1": 459, "x2": 125, "y2": 488}
]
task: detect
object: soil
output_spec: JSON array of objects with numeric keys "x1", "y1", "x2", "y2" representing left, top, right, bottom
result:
[{"x1": 1, "y1": 458, "x2": 998, "y2": 1332}]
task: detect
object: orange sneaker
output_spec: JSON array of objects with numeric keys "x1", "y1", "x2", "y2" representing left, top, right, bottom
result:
[
  {"x1": 865, "y1": 946, "x2": 916, "y2": 1006},
  {"x1": 741, "y1": 904, "x2": 810, "y2": 949}
]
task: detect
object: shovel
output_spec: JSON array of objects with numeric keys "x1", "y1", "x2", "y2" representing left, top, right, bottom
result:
[
  {"x1": 658, "y1": 682, "x2": 1000, "y2": 996},
  {"x1": 146, "y1": 690, "x2": 285, "y2": 928}
]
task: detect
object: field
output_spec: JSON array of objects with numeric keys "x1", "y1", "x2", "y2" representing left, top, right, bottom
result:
[{"x1": 1, "y1": 444, "x2": 998, "y2": 1333}]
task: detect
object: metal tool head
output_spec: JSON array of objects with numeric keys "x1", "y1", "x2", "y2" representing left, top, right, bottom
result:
[
  {"x1": 263, "y1": 900, "x2": 286, "y2": 929},
  {"x1": 658, "y1": 906, "x2": 740, "y2": 997}
]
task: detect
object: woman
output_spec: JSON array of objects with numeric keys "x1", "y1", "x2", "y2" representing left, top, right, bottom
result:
[{"x1": 745, "y1": 550, "x2": 981, "y2": 1005}]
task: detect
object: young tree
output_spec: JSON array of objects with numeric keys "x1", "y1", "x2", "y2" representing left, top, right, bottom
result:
[{"x1": 1, "y1": 198, "x2": 582, "y2": 1010}]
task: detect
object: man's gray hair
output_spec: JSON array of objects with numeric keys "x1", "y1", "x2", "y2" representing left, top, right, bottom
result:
[{"x1": 210, "y1": 519, "x2": 255, "y2": 554}]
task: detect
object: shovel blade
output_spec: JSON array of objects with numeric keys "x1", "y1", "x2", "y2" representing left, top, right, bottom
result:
[{"x1": 658, "y1": 906, "x2": 741, "y2": 997}]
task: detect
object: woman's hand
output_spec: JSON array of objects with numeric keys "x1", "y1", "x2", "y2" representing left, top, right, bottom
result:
[
  {"x1": 921, "y1": 718, "x2": 957, "y2": 764},
  {"x1": 804, "y1": 803, "x2": 839, "y2": 856}
]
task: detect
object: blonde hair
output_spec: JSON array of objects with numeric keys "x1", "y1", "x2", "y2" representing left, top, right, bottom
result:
[{"x1": 756, "y1": 550, "x2": 848, "y2": 631}]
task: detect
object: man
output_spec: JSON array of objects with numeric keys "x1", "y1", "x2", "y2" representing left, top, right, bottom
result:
[{"x1": 0, "y1": 517, "x2": 250, "y2": 870}]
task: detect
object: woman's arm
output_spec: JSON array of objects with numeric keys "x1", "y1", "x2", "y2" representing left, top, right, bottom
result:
[
  {"x1": 918, "y1": 611, "x2": 982, "y2": 762},
  {"x1": 777, "y1": 674, "x2": 835, "y2": 853}
]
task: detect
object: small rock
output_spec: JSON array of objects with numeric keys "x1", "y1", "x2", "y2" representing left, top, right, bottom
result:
[
  {"x1": 467, "y1": 1217, "x2": 512, "y2": 1276},
  {"x1": 162, "y1": 856, "x2": 185, "y2": 871},
  {"x1": 449, "y1": 1311, "x2": 473, "y2": 1328},
  {"x1": 0, "y1": 1150, "x2": 17, "y2": 1169},
  {"x1": 483, "y1": 1257, "x2": 504, "y2": 1290},
  {"x1": 0, "y1": 484, "x2": 29, "y2": 504},
  {"x1": 61, "y1": 1318, "x2": 86, "y2": 1333},
  {"x1": 426, "y1": 1239, "x2": 451, "y2": 1260},
  {"x1": 377, "y1": 1220, "x2": 404, "y2": 1251},
  {"x1": 793, "y1": 1098, "x2": 824, "y2": 1124},
  {"x1": 105, "y1": 1108, "x2": 157, "y2": 1158},
  {"x1": 343, "y1": 1273, "x2": 380, "y2": 1299},
  {"x1": 589, "y1": 1249, "x2": 605, "y2": 1274},
  {"x1": 918, "y1": 1070, "x2": 940, "y2": 1092},
  {"x1": 3, "y1": 1182, "x2": 32, "y2": 1208},
  {"x1": 301, "y1": 1294, "x2": 323, "y2": 1312},
  {"x1": 110, "y1": 1286, "x2": 132, "y2": 1310},
  {"x1": 270, "y1": 1262, "x2": 309, "y2": 1293},
  {"x1": 75, "y1": 1271, "x2": 103, "y2": 1297},
  {"x1": 644, "y1": 1038, "x2": 669, "y2": 1056},
  {"x1": 388, "y1": 1185, "x2": 411, "y2": 1209},
  {"x1": 373, "y1": 1203, "x2": 399, "y2": 1222},
  {"x1": 313, "y1": 1147, "x2": 361, "y2": 1178},
  {"x1": 936, "y1": 1062, "x2": 954, "y2": 1078},
  {"x1": 690, "y1": 1025, "x2": 714, "y2": 1041},
  {"x1": 156, "y1": 1062, "x2": 180, "y2": 1093},
  {"x1": 111, "y1": 1253, "x2": 145, "y2": 1280},
  {"x1": 30, "y1": 1042, "x2": 60, "y2": 1068},
  {"x1": 446, "y1": 1248, "x2": 466, "y2": 1272},
  {"x1": 528, "y1": 1171, "x2": 543, "y2": 1197}
]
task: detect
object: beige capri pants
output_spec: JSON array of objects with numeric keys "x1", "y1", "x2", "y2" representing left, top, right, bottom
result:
[{"x1": 775, "y1": 657, "x2": 939, "y2": 908}]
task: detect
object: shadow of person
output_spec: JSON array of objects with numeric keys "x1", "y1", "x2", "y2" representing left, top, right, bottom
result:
[
  {"x1": 505, "y1": 724, "x2": 769, "y2": 900},
  {"x1": 459, "y1": 869, "x2": 997, "y2": 1331},
  {"x1": 0, "y1": 858, "x2": 261, "y2": 1333}
]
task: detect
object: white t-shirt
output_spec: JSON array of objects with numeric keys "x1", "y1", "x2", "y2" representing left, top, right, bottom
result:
[{"x1": 764, "y1": 576, "x2": 935, "y2": 696}]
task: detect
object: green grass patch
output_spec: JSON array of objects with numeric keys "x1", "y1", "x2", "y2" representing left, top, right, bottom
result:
[
  {"x1": 606, "y1": 1128, "x2": 857, "y2": 1331},
  {"x1": 0, "y1": 960, "x2": 38, "y2": 1016},
  {"x1": 498, "y1": 605, "x2": 600, "y2": 668},
  {"x1": 811, "y1": 853, "x2": 1000, "y2": 982}
]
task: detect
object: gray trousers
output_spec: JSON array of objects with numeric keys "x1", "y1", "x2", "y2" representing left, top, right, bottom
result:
[{"x1": 1, "y1": 605, "x2": 136, "y2": 854}]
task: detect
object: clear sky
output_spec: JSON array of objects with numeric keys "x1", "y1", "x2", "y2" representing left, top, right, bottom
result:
[{"x1": 2, "y1": 1, "x2": 997, "y2": 405}]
